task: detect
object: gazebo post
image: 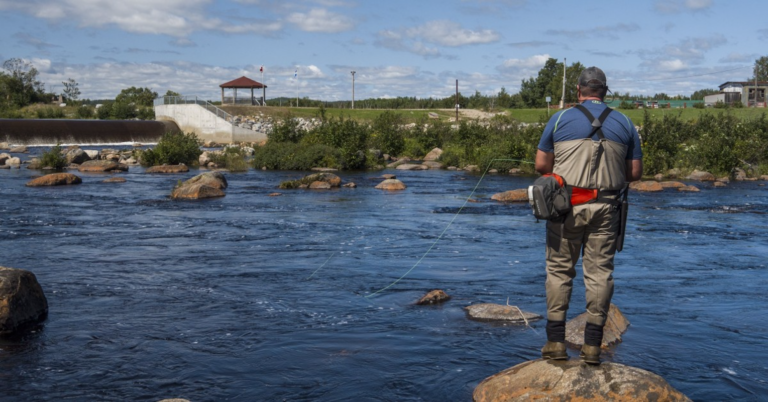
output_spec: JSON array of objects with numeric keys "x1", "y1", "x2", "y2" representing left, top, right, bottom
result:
[
  {"x1": 263, "y1": 86, "x2": 266, "y2": 107},
  {"x1": 221, "y1": 88, "x2": 224, "y2": 104},
  {"x1": 234, "y1": 88, "x2": 237, "y2": 105},
  {"x1": 251, "y1": 87, "x2": 254, "y2": 105}
]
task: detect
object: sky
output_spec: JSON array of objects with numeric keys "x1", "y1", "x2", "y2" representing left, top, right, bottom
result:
[{"x1": 0, "y1": 0, "x2": 766, "y2": 102}]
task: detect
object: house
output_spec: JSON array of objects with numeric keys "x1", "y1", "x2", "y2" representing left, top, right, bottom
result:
[{"x1": 704, "y1": 81, "x2": 768, "y2": 107}]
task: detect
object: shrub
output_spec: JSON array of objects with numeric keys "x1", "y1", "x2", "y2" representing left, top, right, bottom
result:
[
  {"x1": 76, "y1": 105, "x2": 94, "y2": 119},
  {"x1": 209, "y1": 146, "x2": 249, "y2": 172},
  {"x1": 370, "y1": 111, "x2": 405, "y2": 156},
  {"x1": 39, "y1": 144, "x2": 68, "y2": 170},
  {"x1": 269, "y1": 114, "x2": 304, "y2": 143},
  {"x1": 252, "y1": 142, "x2": 339, "y2": 170},
  {"x1": 137, "y1": 107, "x2": 155, "y2": 120},
  {"x1": 97, "y1": 102, "x2": 112, "y2": 119},
  {"x1": 692, "y1": 102, "x2": 705, "y2": 109},
  {"x1": 140, "y1": 131, "x2": 202, "y2": 167},
  {"x1": 713, "y1": 101, "x2": 727, "y2": 109},
  {"x1": 618, "y1": 101, "x2": 636, "y2": 110},
  {"x1": 111, "y1": 101, "x2": 136, "y2": 119},
  {"x1": 36, "y1": 107, "x2": 65, "y2": 119}
]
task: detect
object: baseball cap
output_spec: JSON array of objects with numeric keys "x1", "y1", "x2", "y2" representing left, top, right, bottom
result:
[{"x1": 579, "y1": 66, "x2": 607, "y2": 89}]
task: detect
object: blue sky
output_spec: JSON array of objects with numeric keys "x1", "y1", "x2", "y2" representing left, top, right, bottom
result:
[{"x1": 0, "y1": 0, "x2": 765, "y2": 102}]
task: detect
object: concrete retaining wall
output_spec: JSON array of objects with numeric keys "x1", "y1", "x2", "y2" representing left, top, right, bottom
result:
[{"x1": 155, "y1": 104, "x2": 267, "y2": 144}]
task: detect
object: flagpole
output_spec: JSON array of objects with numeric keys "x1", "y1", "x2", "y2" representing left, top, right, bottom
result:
[
  {"x1": 295, "y1": 68, "x2": 299, "y2": 108},
  {"x1": 261, "y1": 66, "x2": 265, "y2": 107}
]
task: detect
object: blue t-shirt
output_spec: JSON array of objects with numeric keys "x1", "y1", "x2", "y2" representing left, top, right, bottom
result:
[{"x1": 538, "y1": 100, "x2": 642, "y2": 160}]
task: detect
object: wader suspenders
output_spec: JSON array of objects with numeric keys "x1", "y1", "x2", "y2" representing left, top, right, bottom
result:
[{"x1": 573, "y1": 103, "x2": 630, "y2": 252}]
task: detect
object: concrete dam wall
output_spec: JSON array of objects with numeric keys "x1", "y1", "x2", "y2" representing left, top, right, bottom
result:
[{"x1": 0, "y1": 119, "x2": 180, "y2": 145}]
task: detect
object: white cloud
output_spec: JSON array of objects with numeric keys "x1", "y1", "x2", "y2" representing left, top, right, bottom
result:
[
  {"x1": 657, "y1": 59, "x2": 687, "y2": 71},
  {"x1": 287, "y1": 8, "x2": 354, "y2": 33},
  {"x1": 654, "y1": 0, "x2": 713, "y2": 13},
  {"x1": 0, "y1": 0, "x2": 283, "y2": 37},
  {"x1": 405, "y1": 20, "x2": 500, "y2": 47},
  {"x1": 684, "y1": 0, "x2": 712, "y2": 10},
  {"x1": 500, "y1": 54, "x2": 550, "y2": 70},
  {"x1": 719, "y1": 52, "x2": 757, "y2": 63},
  {"x1": 546, "y1": 23, "x2": 640, "y2": 39},
  {"x1": 496, "y1": 54, "x2": 551, "y2": 90},
  {"x1": 636, "y1": 35, "x2": 727, "y2": 70}
]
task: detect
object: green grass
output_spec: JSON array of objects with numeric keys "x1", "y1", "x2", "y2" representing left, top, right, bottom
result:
[
  {"x1": 219, "y1": 106, "x2": 455, "y2": 124},
  {"x1": 505, "y1": 106, "x2": 768, "y2": 124}
]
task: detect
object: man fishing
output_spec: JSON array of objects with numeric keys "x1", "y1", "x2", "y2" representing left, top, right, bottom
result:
[{"x1": 535, "y1": 66, "x2": 643, "y2": 364}]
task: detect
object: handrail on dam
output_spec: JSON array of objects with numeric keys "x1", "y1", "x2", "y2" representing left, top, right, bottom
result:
[{"x1": 154, "y1": 96, "x2": 233, "y2": 122}]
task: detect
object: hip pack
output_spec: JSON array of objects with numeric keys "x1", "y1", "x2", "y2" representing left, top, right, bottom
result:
[{"x1": 528, "y1": 173, "x2": 571, "y2": 221}]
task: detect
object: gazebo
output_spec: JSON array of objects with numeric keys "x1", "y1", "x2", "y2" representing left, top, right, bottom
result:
[{"x1": 220, "y1": 76, "x2": 267, "y2": 106}]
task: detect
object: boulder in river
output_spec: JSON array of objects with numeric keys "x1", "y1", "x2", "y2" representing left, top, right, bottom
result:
[
  {"x1": 678, "y1": 185, "x2": 700, "y2": 192},
  {"x1": 78, "y1": 160, "x2": 128, "y2": 173},
  {"x1": 171, "y1": 172, "x2": 227, "y2": 200},
  {"x1": 146, "y1": 164, "x2": 190, "y2": 174},
  {"x1": 565, "y1": 303, "x2": 629, "y2": 348},
  {"x1": 375, "y1": 179, "x2": 406, "y2": 191},
  {"x1": 659, "y1": 181, "x2": 686, "y2": 189},
  {"x1": 423, "y1": 148, "x2": 443, "y2": 161},
  {"x1": 416, "y1": 290, "x2": 451, "y2": 305},
  {"x1": 687, "y1": 169, "x2": 715, "y2": 181},
  {"x1": 0, "y1": 142, "x2": 9, "y2": 150},
  {"x1": 6, "y1": 156, "x2": 21, "y2": 167},
  {"x1": 0, "y1": 153, "x2": 9, "y2": 165},
  {"x1": 396, "y1": 163, "x2": 428, "y2": 171},
  {"x1": 422, "y1": 161, "x2": 443, "y2": 169},
  {"x1": 0, "y1": 266, "x2": 48, "y2": 335},
  {"x1": 26, "y1": 173, "x2": 82, "y2": 187},
  {"x1": 464, "y1": 303, "x2": 542, "y2": 324},
  {"x1": 381, "y1": 174, "x2": 396, "y2": 180},
  {"x1": 629, "y1": 180, "x2": 663, "y2": 192},
  {"x1": 713, "y1": 181, "x2": 727, "y2": 188},
  {"x1": 761, "y1": 175, "x2": 768, "y2": 181},
  {"x1": 9, "y1": 145, "x2": 28, "y2": 153},
  {"x1": 102, "y1": 177, "x2": 127, "y2": 183},
  {"x1": 491, "y1": 189, "x2": 528, "y2": 203},
  {"x1": 386, "y1": 157, "x2": 411, "y2": 168},
  {"x1": 473, "y1": 360, "x2": 691, "y2": 402},
  {"x1": 65, "y1": 148, "x2": 90, "y2": 164}
]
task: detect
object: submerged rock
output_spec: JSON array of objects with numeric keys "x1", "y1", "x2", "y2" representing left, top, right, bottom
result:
[
  {"x1": 565, "y1": 304, "x2": 629, "y2": 348},
  {"x1": 145, "y1": 164, "x2": 190, "y2": 174},
  {"x1": 491, "y1": 189, "x2": 528, "y2": 203},
  {"x1": 659, "y1": 181, "x2": 686, "y2": 188},
  {"x1": 0, "y1": 266, "x2": 48, "y2": 335},
  {"x1": 26, "y1": 173, "x2": 82, "y2": 187},
  {"x1": 375, "y1": 179, "x2": 406, "y2": 191},
  {"x1": 464, "y1": 303, "x2": 542, "y2": 323},
  {"x1": 473, "y1": 360, "x2": 691, "y2": 402},
  {"x1": 416, "y1": 289, "x2": 451, "y2": 305},
  {"x1": 103, "y1": 177, "x2": 127, "y2": 183},
  {"x1": 678, "y1": 185, "x2": 700, "y2": 192},
  {"x1": 423, "y1": 147, "x2": 443, "y2": 161}
]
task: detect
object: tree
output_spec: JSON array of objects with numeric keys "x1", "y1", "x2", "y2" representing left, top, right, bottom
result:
[
  {"x1": 115, "y1": 86, "x2": 158, "y2": 107},
  {"x1": 62, "y1": 78, "x2": 81, "y2": 102},
  {"x1": 518, "y1": 58, "x2": 584, "y2": 108},
  {"x1": 164, "y1": 90, "x2": 181, "y2": 97},
  {"x1": 691, "y1": 88, "x2": 719, "y2": 100},
  {"x1": 749, "y1": 56, "x2": 768, "y2": 82},
  {"x1": 2, "y1": 58, "x2": 46, "y2": 107}
]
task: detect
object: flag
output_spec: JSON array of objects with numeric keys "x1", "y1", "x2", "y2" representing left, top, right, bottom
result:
[
  {"x1": 294, "y1": 69, "x2": 297, "y2": 78},
  {"x1": 260, "y1": 65, "x2": 263, "y2": 73}
]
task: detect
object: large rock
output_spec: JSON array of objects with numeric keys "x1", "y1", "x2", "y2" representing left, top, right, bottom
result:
[
  {"x1": 146, "y1": 164, "x2": 190, "y2": 174},
  {"x1": 473, "y1": 360, "x2": 691, "y2": 402},
  {"x1": 386, "y1": 157, "x2": 411, "y2": 168},
  {"x1": 6, "y1": 157, "x2": 21, "y2": 166},
  {"x1": 464, "y1": 303, "x2": 542, "y2": 323},
  {"x1": 309, "y1": 181, "x2": 332, "y2": 189},
  {"x1": 26, "y1": 173, "x2": 82, "y2": 187},
  {"x1": 422, "y1": 161, "x2": 444, "y2": 169},
  {"x1": 678, "y1": 185, "x2": 700, "y2": 192},
  {"x1": 65, "y1": 148, "x2": 90, "y2": 164},
  {"x1": 565, "y1": 304, "x2": 629, "y2": 348},
  {"x1": 629, "y1": 181, "x2": 663, "y2": 192},
  {"x1": 416, "y1": 289, "x2": 451, "y2": 305},
  {"x1": 667, "y1": 168, "x2": 681, "y2": 179},
  {"x1": 396, "y1": 163, "x2": 428, "y2": 171},
  {"x1": 687, "y1": 169, "x2": 715, "y2": 181},
  {"x1": 732, "y1": 168, "x2": 747, "y2": 181},
  {"x1": 0, "y1": 153, "x2": 9, "y2": 165},
  {"x1": 375, "y1": 179, "x2": 407, "y2": 191},
  {"x1": 423, "y1": 148, "x2": 443, "y2": 161},
  {"x1": 280, "y1": 172, "x2": 342, "y2": 189},
  {"x1": 0, "y1": 142, "x2": 9, "y2": 150},
  {"x1": 78, "y1": 160, "x2": 128, "y2": 173},
  {"x1": 171, "y1": 172, "x2": 228, "y2": 200},
  {"x1": 84, "y1": 150, "x2": 100, "y2": 160},
  {"x1": 9, "y1": 145, "x2": 28, "y2": 153},
  {"x1": 103, "y1": 177, "x2": 127, "y2": 183},
  {"x1": 0, "y1": 266, "x2": 48, "y2": 335},
  {"x1": 491, "y1": 189, "x2": 528, "y2": 203}
]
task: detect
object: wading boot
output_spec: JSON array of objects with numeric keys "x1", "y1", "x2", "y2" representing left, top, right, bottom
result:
[
  {"x1": 580, "y1": 344, "x2": 601, "y2": 365},
  {"x1": 581, "y1": 322, "x2": 604, "y2": 365},
  {"x1": 541, "y1": 341, "x2": 568, "y2": 360},
  {"x1": 542, "y1": 320, "x2": 568, "y2": 360}
]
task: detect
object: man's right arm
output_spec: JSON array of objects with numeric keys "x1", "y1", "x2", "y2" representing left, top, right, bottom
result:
[
  {"x1": 626, "y1": 159, "x2": 642, "y2": 182},
  {"x1": 536, "y1": 150, "x2": 554, "y2": 175}
]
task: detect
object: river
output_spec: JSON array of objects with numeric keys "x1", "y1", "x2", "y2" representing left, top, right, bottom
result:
[{"x1": 1, "y1": 146, "x2": 767, "y2": 401}]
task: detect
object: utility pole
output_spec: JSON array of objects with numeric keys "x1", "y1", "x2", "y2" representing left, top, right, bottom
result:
[
  {"x1": 455, "y1": 79, "x2": 459, "y2": 122},
  {"x1": 351, "y1": 71, "x2": 356, "y2": 109},
  {"x1": 560, "y1": 57, "x2": 567, "y2": 109}
]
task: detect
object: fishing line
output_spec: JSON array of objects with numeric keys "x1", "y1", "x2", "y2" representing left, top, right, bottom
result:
[
  {"x1": 364, "y1": 158, "x2": 535, "y2": 298},
  {"x1": 307, "y1": 252, "x2": 336, "y2": 280}
]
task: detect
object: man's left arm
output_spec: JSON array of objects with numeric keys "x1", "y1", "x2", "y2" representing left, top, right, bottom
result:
[
  {"x1": 626, "y1": 159, "x2": 642, "y2": 182},
  {"x1": 535, "y1": 150, "x2": 554, "y2": 175}
]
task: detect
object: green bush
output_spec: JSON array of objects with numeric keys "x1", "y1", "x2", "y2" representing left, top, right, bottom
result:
[
  {"x1": 618, "y1": 101, "x2": 636, "y2": 110},
  {"x1": 140, "y1": 131, "x2": 202, "y2": 167},
  {"x1": 39, "y1": 144, "x2": 68, "y2": 170},
  {"x1": 209, "y1": 146, "x2": 249, "y2": 172},
  {"x1": 370, "y1": 110, "x2": 405, "y2": 156},
  {"x1": 302, "y1": 115, "x2": 369, "y2": 169},
  {"x1": 111, "y1": 101, "x2": 136, "y2": 119},
  {"x1": 76, "y1": 105, "x2": 94, "y2": 119},
  {"x1": 97, "y1": 102, "x2": 112, "y2": 119},
  {"x1": 36, "y1": 107, "x2": 65, "y2": 119},
  {"x1": 692, "y1": 102, "x2": 706, "y2": 109},
  {"x1": 137, "y1": 107, "x2": 155, "y2": 120},
  {"x1": 269, "y1": 114, "x2": 305, "y2": 143},
  {"x1": 252, "y1": 142, "x2": 339, "y2": 170}
]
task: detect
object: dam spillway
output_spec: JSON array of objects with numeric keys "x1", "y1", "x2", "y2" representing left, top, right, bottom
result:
[{"x1": 0, "y1": 119, "x2": 180, "y2": 145}]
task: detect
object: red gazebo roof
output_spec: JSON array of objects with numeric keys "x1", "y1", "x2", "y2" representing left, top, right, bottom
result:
[{"x1": 220, "y1": 76, "x2": 266, "y2": 88}]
